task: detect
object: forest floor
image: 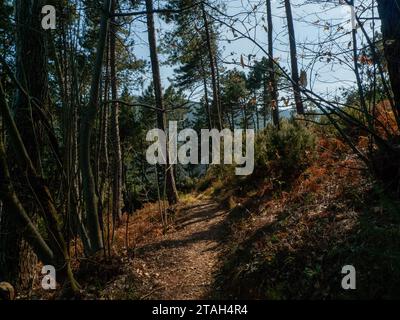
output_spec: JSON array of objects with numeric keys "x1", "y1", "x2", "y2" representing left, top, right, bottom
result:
[
  {"x1": 129, "y1": 199, "x2": 228, "y2": 299},
  {"x1": 30, "y1": 126, "x2": 400, "y2": 300},
  {"x1": 92, "y1": 196, "x2": 230, "y2": 300},
  {"x1": 28, "y1": 116, "x2": 400, "y2": 300},
  {"x1": 33, "y1": 171, "x2": 400, "y2": 300}
]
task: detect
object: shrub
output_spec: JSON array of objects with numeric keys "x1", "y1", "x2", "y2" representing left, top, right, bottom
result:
[
  {"x1": 197, "y1": 120, "x2": 316, "y2": 195},
  {"x1": 196, "y1": 164, "x2": 236, "y2": 193},
  {"x1": 255, "y1": 120, "x2": 316, "y2": 184}
]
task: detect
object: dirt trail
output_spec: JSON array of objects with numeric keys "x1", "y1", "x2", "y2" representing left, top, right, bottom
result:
[{"x1": 134, "y1": 199, "x2": 229, "y2": 300}]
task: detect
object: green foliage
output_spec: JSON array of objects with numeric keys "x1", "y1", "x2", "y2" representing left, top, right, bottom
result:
[
  {"x1": 320, "y1": 104, "x2": 367, "y2": 140},
  {"x1": 220, "y1": 69, "x2": 251, "y2": 129},
  {"x1": 119, "y1": 84, "x2": 195, "y2": 203},
  {"x1": 255, "y1": 120, "x2": 316, "y2": 183},
  {"x1": 196, "y1": 120, "x2": 316, "y2": 199},
  {"x1": 197, "y1": 164, "x2": 236, "y2": 193}
]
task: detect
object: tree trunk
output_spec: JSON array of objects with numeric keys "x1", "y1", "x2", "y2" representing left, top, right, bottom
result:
[
  {"x1": 0, "y1": 81, "x2": 79, "y2": 294},
  {"x1": 266, "y1": 0, "x2": 280, "y2": 128},
  {"x1": 376, "y1": 0, "x2": 400, "y2": 120},
  {"x1": 350, "y1": 0, "x2": 369, "y2": 127},
  {"x1": 201, "y1": 3, "x2": 222, "y2": 129},
  {"x1": 97, "y1": 42, "x2": 109, "y2": 234},
  {"x1": 110, "y1": 0, "x2": 123, "y2": 224},
  {"x1": 79, "y1": 0, "x2": 112, "y2": 254},
  {"x1": 145, "y1": 0, "x2": 179, "y2": 205},
  {"x1": 0, "y1": 0, "x2": 48, "y2": 291},
  {"x1": 0, "y1": 133, "x2": 54, "y2": 267},
  {"x1": 200, "y1": 57, "x2": 212, "y2": 130},
  {"x1": 284, "y1": 0, "x2": 304, "y2": 115}
]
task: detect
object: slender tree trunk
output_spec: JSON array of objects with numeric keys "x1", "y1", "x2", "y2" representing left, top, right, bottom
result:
[
  {"x1": 79, "y1": 0, "x2": 112, "y2": 254},
  {"x1": 284, "y1": 0, "x2": 304, "y2": 114},
  {"x1": 350, "y1": 0, "x2": 369, "y2": 127},
  {"x1": 262, "y1": 77, "x2": 268, "y2": 128},
  {"x1": 200, "y1": 57, "x2": 212, "y2": 130},
  {"x1": 255, "y1": 97, "x2": 260, "y2": 131},
  {"x1": 203, "y1": 77, "x2": 212, "y2": 130},
  {"x1": 215, "y1": 55, "x2": 223, "y2": 125},
  {"x1": 110, "y1": 0, "x2": 123, "y2": 224},
  {"x1": 201, "y1": 3, "x2": 222, "y2": 129},
  {"x1": 70, "y1": 50, "x2": 91, "y2": 254},
  {"x1": 267, "y1": 0, "x2": 280, "y2": 128},
  {"x1": 97, "y1": 44, "x2": 109, "y2": 233},
  {"x1": 145, "y1": 0, "x2": 179, "y2": 205},
  {"x1": 0, "y1": 133, "x2": 54, "y2": 267}
]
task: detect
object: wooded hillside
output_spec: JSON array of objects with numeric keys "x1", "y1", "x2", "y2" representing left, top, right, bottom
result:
[{"x1": 0, "y1": 0, "x2": 400, "y2": 300}]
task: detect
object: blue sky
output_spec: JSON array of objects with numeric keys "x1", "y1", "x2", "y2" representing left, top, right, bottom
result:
[{"x1": 129, "y1": 0, "x2": 378, "y2": 105}]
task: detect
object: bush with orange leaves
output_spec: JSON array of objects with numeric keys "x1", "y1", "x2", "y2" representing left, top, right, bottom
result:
[
  {"x1": 373, "y1": 100, "x2": 399, "y2": 140},
  {"x1": 293, "y1": 135, "x2": 364, "y2": 205}
]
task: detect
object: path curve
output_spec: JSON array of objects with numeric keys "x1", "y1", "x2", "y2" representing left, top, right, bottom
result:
[{"x1": 135, "y1": 199, "x2": 228, "y2": 300}]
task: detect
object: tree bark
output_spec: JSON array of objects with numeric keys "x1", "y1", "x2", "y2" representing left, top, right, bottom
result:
[
  {"x1": 200, "y1": 57, "x2": 212, "y2": 130},
  {"x1": 79, "y1": 0, "x2": 112, "y2": 253},
  {"x1": 0, "y1": 0, "x2": 48, "y2": 291},
  {"x1": 145, "y1": 0, "x2": 179, "y2": 205},
  {"x1": 201, "y1": 3, "x2": 222, "y2": 129},
  {"x1": 110, "y1": 0, "x2": 123, "y2": 224},
  {"x1": 0, "y1": 135, "x2": 54, "y2": 266},
  {"x1": 376, "y1": 0, "x2": 400, "y2": 121},
  {"x1": 0, "y1": 81, "x2": 79, "y2": 294},
  {"x1": 266, "y1": 0, "x2": 280, "y2": 128},
  {"x1": 349, "y1": 0, "x2": 370, "y2": 128},
  {"x1": 284, "y1": 0, "x2": 304, "y2": 114}
]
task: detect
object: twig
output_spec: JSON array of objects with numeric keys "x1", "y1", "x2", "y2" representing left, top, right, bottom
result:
[{"x1": 139, "y1": 285, "x2": 165, "y2": 300}]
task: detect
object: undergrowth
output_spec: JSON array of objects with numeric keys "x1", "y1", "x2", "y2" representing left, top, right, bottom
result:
[{"x1": 205, "y1": 119, "x2": 400, "y2": 299}]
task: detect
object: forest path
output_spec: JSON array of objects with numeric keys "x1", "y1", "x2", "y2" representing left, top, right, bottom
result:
[{"x1": 135, "y1": 198, "x2": 228, "y2": 300}]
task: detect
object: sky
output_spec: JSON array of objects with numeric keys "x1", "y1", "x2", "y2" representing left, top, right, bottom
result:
[{"x1": 128, "y1": 0, "x2": 379, "y2": 105}]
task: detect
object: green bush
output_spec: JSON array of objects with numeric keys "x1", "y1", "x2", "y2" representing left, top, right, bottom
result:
[
  {"x1": 197, "y1": 120, "x2": 316, "y2": 194},
  {"x1": 197, "y1": 164, "x2": 236, "y2": 193},
  {"x1": 255, "y1": 120, "x2": 316, "y2": 183}
]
